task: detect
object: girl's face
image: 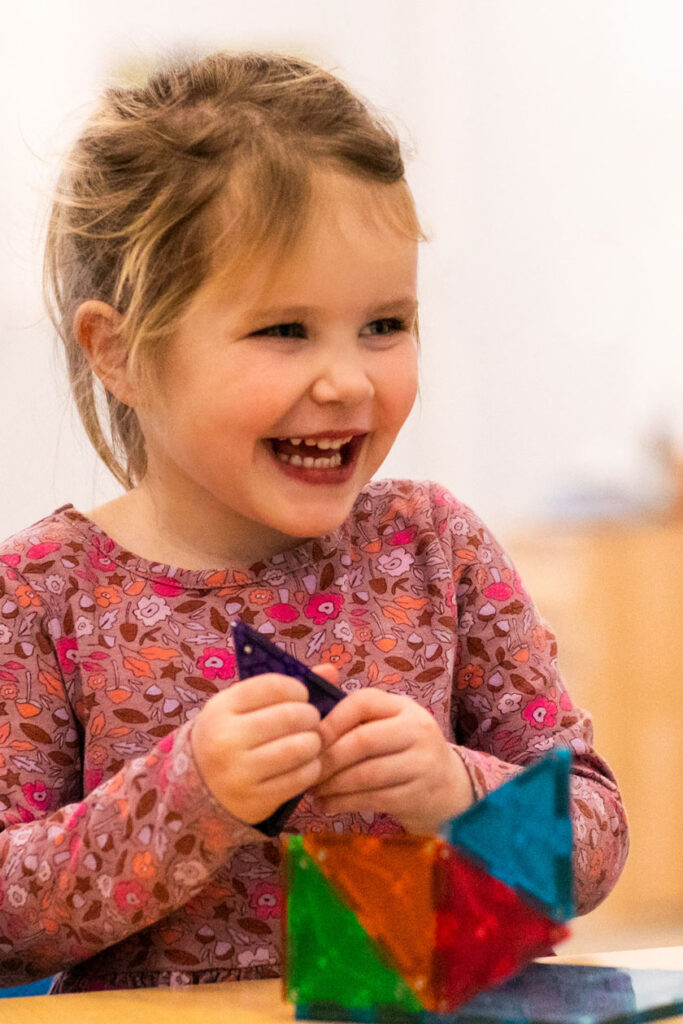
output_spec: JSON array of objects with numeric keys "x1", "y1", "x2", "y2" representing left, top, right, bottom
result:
[{"x1": 133, "y1": 172, "x2": 419, "y2": 565}]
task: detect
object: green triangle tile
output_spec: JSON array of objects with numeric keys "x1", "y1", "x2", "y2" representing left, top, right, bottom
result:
[
  {"x1": 439, "y1": 748, "x2": 574, "y2": 921},
  {"x1": 284, "y1": 835, "x2": 423, "y2": 1013}
]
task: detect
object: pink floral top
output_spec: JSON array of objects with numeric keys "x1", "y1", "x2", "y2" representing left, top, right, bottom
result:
[{"x1": 0, "y1": 478, "x2": 628, "y2": 993}]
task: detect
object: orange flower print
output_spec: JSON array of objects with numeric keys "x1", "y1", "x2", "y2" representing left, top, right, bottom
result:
[
  {"x1": 248, "y1": 588, "x2": 273, "y2": 605},
  {"x1": 319, "y1": 643, "x2": 352, "y2": 668},
  {"x1": 132, "y1": 851, "x2": 156, "y2": 879},
  {"x1": 456, "y1": 664, "x2": 485, "y2": 689},
  {"x1": 354, "y1": 626, "x2": 372, "y2": 644},
  {"x1": 522, "y1": 695, "x2": 558, "y2": 729},
  {"x1": 0, "y1": 682, "x2": 19, "y2": 700},
  {"x1": 94, "y1": 585, "x2": 122, "y2": 608},
  {"x1": 87, "y1": 672, "x2": 106, "y2": 691},
  {"x1": 15, "y1": 585, "x2": 42, "y2": 609}
]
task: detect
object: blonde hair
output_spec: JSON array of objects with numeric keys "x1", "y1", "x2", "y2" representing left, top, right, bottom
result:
[{"x1": 42, "y1": 49, "x2": 429, "y2": 489}]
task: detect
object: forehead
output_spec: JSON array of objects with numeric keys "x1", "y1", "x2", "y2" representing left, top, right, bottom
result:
[{"x1": 202, "y1": 171, "x2": 418, "y2": 313}]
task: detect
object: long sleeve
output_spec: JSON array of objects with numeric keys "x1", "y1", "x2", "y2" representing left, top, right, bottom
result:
[
  {"x1": 0, "y1": 564, "x2": 263, "y2": 986},
  {"x1": 430, "y1": 483, "x2": 629, "y2": 915}
]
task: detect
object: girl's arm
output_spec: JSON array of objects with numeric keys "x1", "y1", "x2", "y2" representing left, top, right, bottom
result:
[
  {"x1": 431, "y1": 483, "x2": 629, "y2": 916},
  {"x1": 0, "y1": 566, "x2": 264, "y2": 987}
]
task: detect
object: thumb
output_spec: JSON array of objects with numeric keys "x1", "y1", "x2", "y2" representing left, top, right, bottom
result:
[{"x1": 312, "y1": 662, "x2": 340, "y2": 687}]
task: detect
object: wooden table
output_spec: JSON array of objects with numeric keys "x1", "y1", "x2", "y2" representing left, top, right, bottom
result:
[{"x1": 6, "y1": 947, "x2": 682, "y2": 1022}]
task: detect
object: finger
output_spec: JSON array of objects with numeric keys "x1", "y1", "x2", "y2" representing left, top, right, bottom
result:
[
  {"x1": 318, "y1": 688, "x2": 405, "y2": 748},
  {"x1": 318, "y1": 713, "x2": 413, "y2": 781},
  {"x1": 227, "y1": 674, "x2": 311, "y2": 713},
  {"x1": 311, "y1": 663, "x2": 340, "y2": 687},
  {"x1": 315, "y1": 750, "x2": 415, "y2": 798},
  {"x1": 250, "y1": 729, "x2": 323, "y2": 783},
  {"x1": 239, "y1": 700, "x2": 321, "y2": 748},
  {"x1": 318, "y1": 780, "x2": 415, "y2": 818}
]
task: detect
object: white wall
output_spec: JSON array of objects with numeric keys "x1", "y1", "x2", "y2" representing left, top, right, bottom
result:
[{"x1": 2, "y1": 0, "x2": 682, "y2": 544}]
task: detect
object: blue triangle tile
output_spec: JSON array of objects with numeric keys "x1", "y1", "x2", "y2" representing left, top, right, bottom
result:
[{"x1": 439, "y1": 748, "x2": 574, "y2": 921}]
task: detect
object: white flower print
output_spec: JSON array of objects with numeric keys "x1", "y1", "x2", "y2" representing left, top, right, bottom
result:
[
  {"x1": 74, "y1": 616, "x2": 94, "y2": 638},
  {"x1": 134, "y1": 595, "x2": 171, "y2": 627},
  {"x1": 332, "y1": 620, "x2": 354, "y2": 643},
  {"x1": 376, "y1": 548, "x2": 413, "y2": 577},
  {"x1": 497, "y1": 692, "x2": 522, "y2": 714},
  {"x1": 0, "y1": 624, "x2": 11, "y2": 645},
  {"x1": 262, "y1": 569, "x2": 286, "y2": 586},
  {"x1": 450, "y1": 516, "x2": 469, "y2": 535},
  {"x1": 44, "y1": 574, "x2": 66, "y2": 595},
  {"x1": 37, "y1": 860, "x2": 52, "y2": 883},
  {"x1": 96, "y1": 874, "x2": 114, "y2": 898},
  {"x1": 8, "y1": 884, "x2": 27, "y2": 907},
  {"x1": 172, "y1": 860, "x2": 206, "y2": 888}
]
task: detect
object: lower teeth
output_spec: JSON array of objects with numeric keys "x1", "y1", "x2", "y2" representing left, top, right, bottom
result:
[{"x1": 276, "y1": 451, "x2": 342, "y2": 469}]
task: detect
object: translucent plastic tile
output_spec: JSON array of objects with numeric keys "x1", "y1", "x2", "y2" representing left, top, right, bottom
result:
[
  {"x1": 432, "y1": 843, "x2": 569, "y2": 1012},
  {"x1": 440, "y1": 747, "x2": 574, "y2": 921},
  {"x1": 302, "y1": 833, "x2": 440, "y2": 1008},
  {"x1": 284, "y1": 834, "x2": 423, "y2": 1014}
]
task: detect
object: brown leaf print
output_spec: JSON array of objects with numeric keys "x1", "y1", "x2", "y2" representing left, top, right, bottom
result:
[
  {"x1": 20, "y1": 724, "x2": 52, "y2": 745},
  {"x1": 320, "y1": 563, "x2": 335, "y2": 590},
  {"x1": 510, "y1": 673, "x2": 535, "y2": 695},
  {"x1": 466, "y1": 637, "x2": 491, "y2": 662},
  {"x1": 384, "y1": 656, "x2": 413, "y2": 673},
  {"x1": 136, "y1": 790, "x2": 157, "y2": 819},
  {"x1": 415, "y1": 667, "x2": 443, "y2": 683},
  {"x1": 210, "y1": 607, "x2": 228, "y2": 634},
  {"x1": 237, "y1": 917, "x2": 271, "y2": 936}
]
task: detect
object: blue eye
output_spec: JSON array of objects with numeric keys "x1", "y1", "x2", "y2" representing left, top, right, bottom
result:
[{"x1": 252, "y1": 318, "x2": 408, "y2": 339}]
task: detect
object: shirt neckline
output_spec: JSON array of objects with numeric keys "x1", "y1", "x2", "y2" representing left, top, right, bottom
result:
[{"x1": 55, "y1": 503, "x2": 347, "y2": 590}]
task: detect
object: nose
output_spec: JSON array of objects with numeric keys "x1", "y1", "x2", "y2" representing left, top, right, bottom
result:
[{"x1": 308, "y1": 346, "x2": 376, "y2": 406}]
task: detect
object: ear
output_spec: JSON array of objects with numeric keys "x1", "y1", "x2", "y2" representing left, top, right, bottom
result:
[{"x1": 73, "y1": 300, "x2": 136, "y2": 406}]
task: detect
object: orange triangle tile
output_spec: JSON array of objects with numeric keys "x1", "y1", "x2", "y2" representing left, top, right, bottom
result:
[{"x1": 303, "y1": 833, "x2": 439, "y2": 1009}]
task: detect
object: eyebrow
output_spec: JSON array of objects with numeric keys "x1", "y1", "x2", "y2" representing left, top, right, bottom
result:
[{"x1": 244, "y1": 297, "x2": 419, "y2": 320}]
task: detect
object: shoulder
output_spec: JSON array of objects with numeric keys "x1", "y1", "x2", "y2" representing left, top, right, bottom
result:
[
  {"x1": 353, "y1": 477, "x2": 487, "y2": 535},
  {"x1": 0, "y1": 505, "x2": 85, "y2": 579}
]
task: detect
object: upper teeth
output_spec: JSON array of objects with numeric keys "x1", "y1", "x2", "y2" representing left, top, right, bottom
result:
[{"x1": 279, "y1": 435, "x2": 353, "y2": 450}]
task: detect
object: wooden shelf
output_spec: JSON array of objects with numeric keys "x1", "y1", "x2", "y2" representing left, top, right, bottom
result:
[{"x1": 507, "y1": 518, "x2": 683, "y2": 926}]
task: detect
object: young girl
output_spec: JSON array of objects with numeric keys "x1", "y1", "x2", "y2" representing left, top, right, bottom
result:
[{"x1": 0, "y1": 50, "x2": 628, "y2": 994}]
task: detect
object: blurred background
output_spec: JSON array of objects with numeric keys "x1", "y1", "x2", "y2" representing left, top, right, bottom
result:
[{"x1": 1, "y1": 0, "x2": 681, "y2": 954}]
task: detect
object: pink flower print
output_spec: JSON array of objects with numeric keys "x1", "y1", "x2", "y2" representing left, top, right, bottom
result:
[
  {"x1": 66, "y1": 802, "x2": 87, "y2": 829},
  {"x1": 376, "y1": 548, "x2": 414, "y2": 577},
  {"x1": 114, "y1": 880, "x2": 150, "y2": 913},
  {"x1": 22, "y1": 782, "x2": 53, "y2": 811},
  {"x1": 89, "y1": 537, "x2": 117, "y2": 573},
  {"x1": 559, "y1": 690, "x2": 573, "y2": 711},
  {"x1": 197, "y1": 647, "x2": 236, "y2": 681},
  {"x1": 391, "y1": 525, "x2": 417, "y2": 546},
  {"x1": 304, "y1": 592, "x2": 343, "y2": 625},
  {"x1": 249, "y1": 882, "x2": 282, "y2": 921},
  {"x1": 26, "y1": 541, "x2": 61, "y2": 560},
  {"x1": 133, "y1": 595, "x2": 171, "y2": 627},
  {"x1": 266, "y1": 602, "x2": 298, "y2": 623},
  {"x1": 152, "y1": 576, "x2": 185, "y2": 597},
  {"x1": 57, "y1": 637, "x2": 78, "y2": 675},
  {"x1": 522, "y1": 695, "x2": 558, "y2": 729}
]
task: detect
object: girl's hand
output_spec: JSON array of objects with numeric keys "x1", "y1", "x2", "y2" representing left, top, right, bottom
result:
[
  {"x1": 190, "y1": 671, "x2": 327, "y2": 825},
  {"x1": 312, "y1": 688, "x2": 475, "y2": 833}
]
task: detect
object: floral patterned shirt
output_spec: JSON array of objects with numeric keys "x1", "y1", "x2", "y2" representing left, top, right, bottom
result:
[{"x1": 0, "y1": 478, "x2": 628, "y2": 993}]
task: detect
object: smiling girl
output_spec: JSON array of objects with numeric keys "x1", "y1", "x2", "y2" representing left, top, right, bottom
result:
[{"x1": 0, "y1": 50, "x2": 628, "y2": 993}]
